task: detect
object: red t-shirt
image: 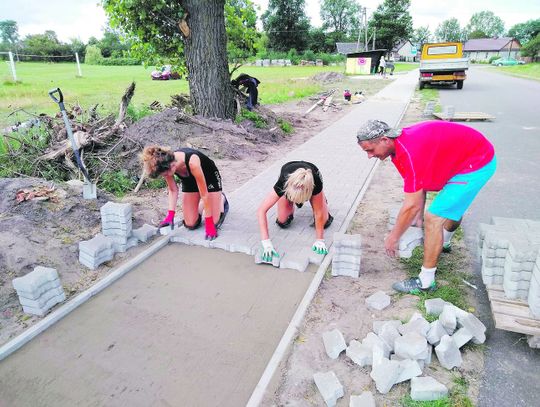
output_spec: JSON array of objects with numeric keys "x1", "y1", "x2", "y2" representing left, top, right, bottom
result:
[{"x1": 391, "y1": 121, "x2": 495, "y2": 193}]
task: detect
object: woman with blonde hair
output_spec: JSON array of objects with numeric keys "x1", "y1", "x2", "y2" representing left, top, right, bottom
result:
[
  {"x1": 257, "y1": 161, "x2": 333, "y2": 262},
  {"x1": 141, "y1": 146, "x2": 228, "y2": 240}
]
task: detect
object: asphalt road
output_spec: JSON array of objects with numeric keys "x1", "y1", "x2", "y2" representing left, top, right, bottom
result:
[{"x1": 438, "y1": 66, "x2": 540, "y2": 407}]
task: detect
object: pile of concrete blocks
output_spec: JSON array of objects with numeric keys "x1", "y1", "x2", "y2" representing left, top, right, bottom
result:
[
  {"x1": 313, "y1": 299, "x2": 486, "y2": 404},
  {"x1": 331, "y1": 232, "x2": 362, "y2": 277},
  {"x1": 387, "y1": 204, "x2": 424, "y2": 258},
  {"x1": 12, "y1": 266, "x2": 66, "y2": 316},
  {"x1": 79, "y1": 202, "x2": 158, "y2": 269},
  {"x1": 479, "y1": 217, "x2": 540, "y2": 315}
]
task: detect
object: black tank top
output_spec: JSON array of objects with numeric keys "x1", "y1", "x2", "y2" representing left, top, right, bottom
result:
[{"x1": 175, "y1": 148, "x2": 218, "y2": 180}]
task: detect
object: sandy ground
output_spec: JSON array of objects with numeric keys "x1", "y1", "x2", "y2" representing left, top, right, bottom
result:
[
  {"x1": 262, "y1": 94, "x2": 484, "y2": 406},
  {"x1": 0, "y1": 246, "x2": 314, "y2": 406}
]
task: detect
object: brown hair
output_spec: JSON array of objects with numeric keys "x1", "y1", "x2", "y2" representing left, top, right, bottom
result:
[{"x1": 141, "y1": 146, "x2": 176, "y2": 178}]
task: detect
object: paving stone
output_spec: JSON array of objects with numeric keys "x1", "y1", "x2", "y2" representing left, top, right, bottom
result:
[
  {"x1": 452, "y1": 327, "x2": 473, "y2": 348},
  {"x1": 456, "y1": 312, "x2": 486, "y2": 344},
  {"x1": 112, "y1": 236, "x2": 139, "y2": 253},
  {"x1": 100, "y1": 201, "x2": 132, "y2": 218},
  {"x1": 370, "y1": 358, "x2": 400, "y2": 394},
  {"x1": 527, "y1": 335, "x2": 540, "y2": 348},
  {"x1": 12, "y1": 266, "x2": 60, "y2": 299},
  {"x1": 439, "y1": 305, "x2": 457, "y2": 335},
  {"x1": 313, "y1": 371, "x2": 344, "y2": 407},
  {"x1": 423, "y1": 342, "x2": 433, "y2": 366},
  {"x1": 79, "y1": 234, "x2": 114, "y2": 257},
  {"x1": 333, "y1": 254, "x2": 361, "y2": 265},
  {"x1": 362, "y1": 332, "x2": 391, "y2": 358},
  {"x1": 425, "y1": 298, "x2": 446, "y2": 316},
  {"x1": 411, "y1": 376, "x2": 448, "y2": 401},
  {"x1": 395, "y1": 359, "x2": 423, "y2": 384},
  {"x1": 346, "y1": 340, "x2": 372, "y2": 366},
  {"x1": 254, "y1": 250, "x2": 281, "y2": 268},
  {"x1": 394, "y1": 332, "x2": 429, "y2": 360},
  {"x1": 379, "y1": 323, "x2": 401, "y2": 352},
  {"x1": 131, "y1": 224, "x2": 158, "y2": 242},
  {"x1": 398, "y1": 227, "x2": 423, "y2": 258},
  {"x1": 350, "y1": 391, "x2": 375, "y2": 407},
  {"x1": 331, "y1": 261, "x2": 360, "y2": 278},
  {"x1": 365, "y1": 291, "x2": 391, "y2": 311},
  {"x1": 426, "y1": 320, "x2": 448, "y2": 346},
  {"x1": 435, "y1": 334, "x2": 462, "y2": 369},
  {"x1": 333, "y1": 232, "x2": 362, "y2": 249},
  {"x1": 399, "y1": 316, "x2": 430, "y2": 338},
  {"x1": 18, "y1": 286, "x2": 65, "y2": 308},
  {"x1": 21, "y1": 291, "x2": 66, "y2": 317},
  {"x1": 373, "y1": 320, "x2": 402, "y2": 335},
  {"x1": 334, "y1": 247, "x2": 362, "y2": 257},
  {"x1": 528, "y1": 274, "x2": 540, "y2": 318},
  {"x1": 322, "y1": 329, "x2": 347, "y2": 359}
]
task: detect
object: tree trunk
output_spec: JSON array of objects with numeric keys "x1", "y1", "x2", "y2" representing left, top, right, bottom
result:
[{"x1": 181, "y1": 0, "x2": 236, "y2": 120}]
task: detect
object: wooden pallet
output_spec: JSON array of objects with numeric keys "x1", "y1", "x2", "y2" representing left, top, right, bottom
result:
[
  {"x1": 433, "y1": 112, "x2": 495, "y2": 121},
  {"x1": 487, "y1": 285, "x2": 540, "y2": 336}
]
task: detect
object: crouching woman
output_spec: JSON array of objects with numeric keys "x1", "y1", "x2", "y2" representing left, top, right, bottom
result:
[{"x1": 141, "y1": 146, "x2": 228, "y2": 240}]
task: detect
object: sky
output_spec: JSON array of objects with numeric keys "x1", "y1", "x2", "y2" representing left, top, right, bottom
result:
[{"x1": 0, "y1": 0, "x2": 538, "y2": 42}]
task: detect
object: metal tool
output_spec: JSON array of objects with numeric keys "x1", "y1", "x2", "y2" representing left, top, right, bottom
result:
[{"x1": 49, "y1": 88, "x2": 97, "y2": 199}]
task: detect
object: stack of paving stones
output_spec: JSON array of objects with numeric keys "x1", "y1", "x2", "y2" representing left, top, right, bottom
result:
[
  {"x1": 12, "y1": 266, "x2": 66, "y2": 316},
  {"x1": 478, "y1": 217, "x2": 540, "y2": 316},
  {"x1": 331, "y1": 232, "x2": 362, "y2": 277},
  {"x1": 79, "y1": 202, "x2": 158, "y2": 269},
  {"x1": 387, "y1": 204, "x2": 424, "y2": 259},
  {"x1": 312, "y1": 297, "x2": 486, "y2": 405}
]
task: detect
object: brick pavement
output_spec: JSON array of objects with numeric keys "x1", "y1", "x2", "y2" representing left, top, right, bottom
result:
[{"x1": 170, "y1": 71, "x2": 419, "y2": 271}]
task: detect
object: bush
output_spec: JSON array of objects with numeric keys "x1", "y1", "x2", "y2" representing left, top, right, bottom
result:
[
  {"x1": 126, "y1": 105, "x2": 153, "y2": 122},
  {"x1": 278, "y1": 119, "x2": 293, "y2": 134},
  {"x1": 97, "y1": 57, "x2": 141, "y2": 66},
  {"x1": 99, "y1": 170, "x2": 136, "y2": 197},
  {"x1": 84, "y1": 45, "x2": 103, "y2": 65},
  {"x1": 489, "y1": 55, "x2": 502, "y2": 63},
  {"x1": 235, "y1": 109, "x2": 267, "y2": 128}
]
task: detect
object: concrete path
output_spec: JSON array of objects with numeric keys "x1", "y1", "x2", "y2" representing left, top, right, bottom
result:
[
  {"x1": 439, "y1": 66, "x2": 540, "y2": 407},
  {"x1": 0, "y1": 71, "x2": 419, "y2": 406},
  {"x1": 169, "y1": 70, "x2": 419, "y2": 271}
]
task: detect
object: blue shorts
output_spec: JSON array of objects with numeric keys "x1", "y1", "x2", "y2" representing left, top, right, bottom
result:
[{"x1": 428, "y1": 156, "x2": 497, "y2": 221}]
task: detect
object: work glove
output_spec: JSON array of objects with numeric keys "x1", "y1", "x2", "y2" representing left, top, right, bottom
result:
[
  {"x1": 205, "y1": 216, "x2": 218, "y2": 240},
  {"x1": 312, "y1": 239, "x2": 328, "y2": 255},
  {"x1": 261, "y1": 239, "x2": 279, "y2": 262},
  {"x1": 160, "y1": 210, "x2": 175, "y2": 228}
]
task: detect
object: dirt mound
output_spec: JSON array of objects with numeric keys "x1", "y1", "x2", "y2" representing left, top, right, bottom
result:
[{"x1": 311, "y1": 72, "x2": 346, "y2": 83}]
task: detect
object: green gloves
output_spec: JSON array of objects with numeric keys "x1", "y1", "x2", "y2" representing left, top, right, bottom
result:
[
  {"x1": 312, "y1": 239, "x2": 328, "y2": 255},
  {"x1": 261, "y1": 239, "x2": 279, "y2": 262}
]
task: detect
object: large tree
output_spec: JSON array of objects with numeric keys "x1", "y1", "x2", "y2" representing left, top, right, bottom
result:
[
  {"x1": 262, "y1": 0, "x2": 310, "y2": 51},
  {"x1": 412, "y1": 26, "x2": 431, "y2": 48},
  {"x1": 465, "y1": 11, "x2": 505, "y2": 38},
  {"x1": 434, "y1": 18, "x2": 464, "y2": 42},
  {"x1": 320, "y1": 0, "x2": 361, "y2": 42},
  {"x1": 508, "y1": 19, "x2": 540, "y2": 45},
  {"x1": 368, "y1": 0, "x2": 413, "y2": 51},
  {"x1": 103, "y1": 0, "x2": 257, "y2": 120},
  {"x1": 520, "y1": 33, "x2": 540, "y2": 59},
  {"x1": 0, "y1": 20, "x2": 19, "y2": 46}
]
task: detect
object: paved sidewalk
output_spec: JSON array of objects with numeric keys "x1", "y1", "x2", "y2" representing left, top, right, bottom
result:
[{"x1": 170, "y1": 70, "x2": 419, "y2": 271}]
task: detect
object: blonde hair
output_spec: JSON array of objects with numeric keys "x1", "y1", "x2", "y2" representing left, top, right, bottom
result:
[
  {"x1": 140, "y1": 145, "x2": 175, "y2": 178},
  {"x1": 284, "y1": 168, "x2": 315, "y2": 204}
]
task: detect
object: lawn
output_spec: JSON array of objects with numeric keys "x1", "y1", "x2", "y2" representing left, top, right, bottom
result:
[
  {"x1": 492, "y1": 62, "x2": 540, "y2": 81},
  {"x1": 394, "y1": 62, "x2": 419, "y2": 73},
  {"x1": 0, "y1": 62, "x2": 344, "y2": 126}
]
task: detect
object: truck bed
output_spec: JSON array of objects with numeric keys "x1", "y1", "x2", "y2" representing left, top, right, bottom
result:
[{"x1": 420, "y1": 58, "x2": 469, "y2": 72}]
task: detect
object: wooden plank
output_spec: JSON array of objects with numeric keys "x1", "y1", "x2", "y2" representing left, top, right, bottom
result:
[
  {"x1": 492, "y1": 313, "x2": 540, "y2": 336},
  {"x1": 491, "y1": 300, "x2": 537, "y2": 320},
  {"x1": 486, "y1": 286, "x2": 540, "y2": 335},
  {"x1": 487, "y1": 287, "x2": 529, "y2": 306},
  {"x1": 322, "y1": 96, "x2": 333, "y2": 112},
  {"x1": 433, "y1": 112, "x2": 495, "y2": 121}
]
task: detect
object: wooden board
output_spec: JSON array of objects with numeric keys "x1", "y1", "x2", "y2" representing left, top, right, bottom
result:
[
  {"x1": 487, "y1": 285, "x2": 540, "y2": 335},
  {"x1": 433, "y1": 112, "x2": 495, "y2": 121}
]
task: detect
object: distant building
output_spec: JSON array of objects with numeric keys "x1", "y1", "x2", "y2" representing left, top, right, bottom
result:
[
  {"x1": 390, "y1": 40, "x2": 416, "y2": 62},
  {"x1": 463, "y1": 37, "x2": 521, "y2": 62}
]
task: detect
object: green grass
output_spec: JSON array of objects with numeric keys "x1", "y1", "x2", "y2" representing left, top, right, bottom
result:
[
  {"x1": 235, "y1": 108, "x2": 268, "y2": 128},
  {"x1": 492, "y1": 62, "x2": 540, "y2": 81},
  {"x1": 400, "y1": 374, "x2": 473, "y2": 407},
  {"x1": 0, "y1": 62, "x2": 344, "y2": 126},
  {"x1": 418, "y1": 87, "x2": 442, "y2": 113},
  {"x1": 394, "y1": 62, "x2": 420, "y2": 73}
]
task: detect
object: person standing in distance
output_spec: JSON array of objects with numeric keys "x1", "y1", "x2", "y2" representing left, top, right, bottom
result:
[{"x1": 356, "y1": 120, "x2": 496, "y2": 293}]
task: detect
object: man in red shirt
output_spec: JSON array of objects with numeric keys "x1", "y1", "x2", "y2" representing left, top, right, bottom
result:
[{"x1": 356, "y1": 120, "x2": 496, "y2": 293}]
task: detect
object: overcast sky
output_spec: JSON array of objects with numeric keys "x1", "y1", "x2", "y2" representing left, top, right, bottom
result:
[{"x1": 0, "y1": 0, "x2": 538, "y2": 42}]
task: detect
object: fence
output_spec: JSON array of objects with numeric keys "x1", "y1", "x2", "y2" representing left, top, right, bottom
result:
[{"x1": 1, "y1": 51, "x2": 83, "y2": 81}]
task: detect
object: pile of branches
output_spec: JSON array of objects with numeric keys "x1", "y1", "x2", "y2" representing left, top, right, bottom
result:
[{"x1": 0, "y1": 83, "x2": 142, "y2": 183}]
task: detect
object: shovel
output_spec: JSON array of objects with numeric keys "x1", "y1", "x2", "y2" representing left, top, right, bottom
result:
[{"x1": 49, "y1": 88, "x2": 97, "y2": 199}]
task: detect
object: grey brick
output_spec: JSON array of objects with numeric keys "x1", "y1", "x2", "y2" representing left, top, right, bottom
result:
[
  {"x1": 12, "y1": 266, "x2": 60, "y2": 299},
  {"x1": 322, "y1": 329, "x2": 347, "y2": 359},
  {"x1": 79, "y1": 234, "x2": 113, "y2": 257},
  {"x1": 100, "y1": 201, "x2": 132, "y2": 218},
  {"x1": 394, "y1": 332, "x2": 429, "y2": 360},
  {"x1": 426, "y1": 320, "x2": 447, "y2": 346},
  {"x1": 350, "y1": 391, "x2": 375, "y2": 407},
  {"x1": 373, "y1": 320, "x2": 402, "y2": 335},
  {"x1": 331, "y1": 262, "x2": 360, "y2": 278},
  {"x1": 528, "y1": 274, "x2": 540, "y2": 318},
  {"x1": 379, "y1": 323, "x2": 401, "y2": 352},
  {"x1": 365, "y1": 291, "x2": 391, "y2": 311},
  {"x1": 333, "y1": 253, "x2": 361, "y2": 265},
  {"x1": 370, "y1": 358, "x2": 400, "y2": 394},
  {"x1": 435, "y1": 334, "x2": 462, "y2": 369},
  {"x1": 439, "y1": 305, "x2": 457, "y2": 335},
  {"x1": 395, "y1": 359, "x2": 422, "y2": 384},
  {"x1": 346, "y1": 340, "x2": 372, "y2": 366},
  {"x1": 457, "y1": 312, "x2": 486, "y2": 344},
  {"x1": 452, "y1": 327, "x2": 473, "y2": 348},
  {"x1": 399, "y1": 316, "x2": 430, "y2": 338},
  {"x1": 425, "y1": 298, "x2": 446, "y2": 316},
  {"x1": 132, "y1": 224, "x2": 158, "y2": 242},
  {"x1": 411, "y1": 376, "x2": 448, "y2": 401},
  {"x1": 21, "y1": 291, "x2": 66, "y2": 317},
  {"x1": 18, "y1": 286, "x2": 65, "y2": 308},
  {"x1": 313, "y1": 371, "x2": 344, "y2": 407},
  {"x1": 362, "y1": 332, "x2": 391, "y2": 358}
]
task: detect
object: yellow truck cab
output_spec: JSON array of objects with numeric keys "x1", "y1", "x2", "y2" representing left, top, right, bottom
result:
[{"x1": 419, "y1": 42, "x2": 469, "y2": 89}]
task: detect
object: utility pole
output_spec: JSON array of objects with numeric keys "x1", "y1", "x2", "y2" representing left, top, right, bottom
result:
[
  {"x1": 364, "y1": 7, "x2": 368, "y2": 51},
  {"x1": 373, "y1": 27, "x2": 376, "y2": 50},
  {"x1": 356, "y1": 7, "x2": 363, "y2": 51}
]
